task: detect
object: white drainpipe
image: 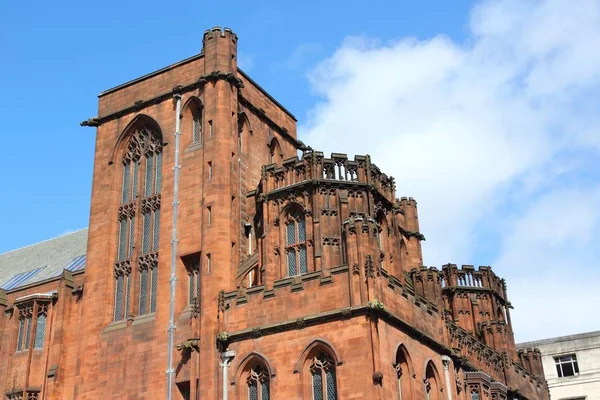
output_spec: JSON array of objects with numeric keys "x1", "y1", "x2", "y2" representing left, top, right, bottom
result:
[
  {"x1": 441, "y1": 355, "x2": 454, "y2": 400},
  {"x1": 220, "y1": 350, "x2": 236, "y2": 400}
]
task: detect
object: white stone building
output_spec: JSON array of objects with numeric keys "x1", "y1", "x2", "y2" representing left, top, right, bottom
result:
[{"x1": 518, "y1": 331, "x2": 600, "y2": 400}]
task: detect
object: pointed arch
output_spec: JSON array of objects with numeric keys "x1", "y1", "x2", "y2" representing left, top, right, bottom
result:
[
  {"x1": 281, "y1": 202, "x2": 308, "y2": 277},
  {"x1": 399, "y1": 238, "x2": 409, "y2": 274},
  {"x1": 182, "y1": 95, "x2": 204, "y2": 115},
  {"x1": 497, "y1": 306, "x2": 506, "y2": 323},
  {"x1": 295, "y1": 339, "x2": 341, "y2": 400},
  {"x1": 294, "y1": 339, "x2": 342, "y2": 373},
  {"x1": 238, "y1": 111, "x2": 253, "y2": 155},
  {"x1": 181, "y1": 96, "x2": 204, "y2": 146},
  {"x1": 394, "y1": 344, "x2": 415, "y2": 400},
  {"x1": 112, "y1": 113, "x2": 163, "y2": 321},
  {"x1": 233, "y1": 351, "x2": 276, "y2": 383},
  {"x1": 423, "y1": 360, "x2": 443, "y2": 400},
  {"x1": 233, "y1": 352, "x2": 274, "y2": 400},
  {"x1": 269, "y1": 137, "x2": 283, "y2": 165},
  {"x1": 376, "y1": 210, "x2": 389, "y2": 272},
  {"x1": 109, "y1": 114, "x2": 163, "y2": 165}
]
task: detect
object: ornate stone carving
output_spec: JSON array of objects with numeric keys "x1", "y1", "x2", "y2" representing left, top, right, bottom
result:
[
  {"x1": 322, "y1": 237, "x2": 340, "y2": 246},
  {"x1": 365, "y1": 255, "x2": 375, "y2": 279},
  {"x1": 141, "y1": 194, "x2": 161, "y2": 212},
  {"x1": 138, "y1": 252, "x2": 158, "y2": 271},
  {"x1": 114, "y1": 260, "x2": 132, "y2": 277},
  {"x1": 372, "y1": 371, "x2": 383, "y2": 385},
  {"x1": 118, "y1": 203, "x2": 136, "y2": 220}
]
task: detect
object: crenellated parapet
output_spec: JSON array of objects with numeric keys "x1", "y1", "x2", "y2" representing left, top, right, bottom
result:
[
  {"x1": 410, "y1": 266, "x2": 443, "y2": 306},
  {"x1": 517, "y1": 347, "x2": 544, "y2": 379},
  {"x1": 441, "y1": 264, "x2": 506, "y2": 301},
  {"x1": 260, "y1": 151, "x2": 395, "y2": 204}
]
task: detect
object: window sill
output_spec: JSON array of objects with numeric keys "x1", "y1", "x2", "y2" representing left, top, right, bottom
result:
[
  {"x1": 132, "y1": 312, "x2": 156, "y2": 326},
  {"x1": 104, "y1": 320, "x2": 127, "y2": 333},
  {"x1": 184, "y1": 142, "x2": 203, "y2": 153}
]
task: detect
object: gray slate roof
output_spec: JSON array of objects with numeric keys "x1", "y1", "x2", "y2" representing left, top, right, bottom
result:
[{"x1": 0, "y1": 229, "x2": 88, "y2": 292}]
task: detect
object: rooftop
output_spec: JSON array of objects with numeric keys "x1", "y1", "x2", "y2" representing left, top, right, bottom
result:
[
  {"x1": 517, "y1": 330, "x2": 600, "y2": 348},
  {"x1": 0, "y1": 229, "x2": 88, "y2": 292}
]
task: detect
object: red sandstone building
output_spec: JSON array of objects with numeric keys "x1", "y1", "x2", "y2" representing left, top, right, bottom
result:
[{"x1": 0, "y1": 28, "x2": 549, "y2": 400}]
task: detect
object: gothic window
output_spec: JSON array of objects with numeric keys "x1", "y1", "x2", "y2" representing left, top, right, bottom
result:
[
  {"x1": 424, "y1": 362, "x2": 441, "y2": 400},
  {"x1": 16, "y1": 304, "x2": 32, "y2": 351},
  {"x1": 184, "y1": 255, "x2": 201, "y2": 305},
  {"x1": 115, "y1": 122, "x2": 162, "y2": 320},
  {"x1": 394, "y1": 345, "x2": 413, "y2": 400},
  {"x1": 33, "y1": 304, "x2": 48, "y2": 349},
  {"x1": 285, "y1": 210, "x2": 307, "y2": 276},
  {"x1": 247, "y1": 364, "x2": 270, "y2": 400},
  {"x1": 15, "y1": 302, "x2": 49, "y2": 351},
  {"x1": 376, "y1": 214, "x2": 388, "y2": 272},
  {"x1": 193, "y1": 115, "x2": 202, "y2": 145},
  {"x1": 310, "y1": 352, "x2": 337, "y2": 400},
  {"x1": 269, "y1": 138, "x2": 283, "y2": 165}
]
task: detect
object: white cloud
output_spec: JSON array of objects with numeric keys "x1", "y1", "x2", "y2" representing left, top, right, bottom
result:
[{"x1": 299, "y1": 0, "x2": 600, "y2": 341}]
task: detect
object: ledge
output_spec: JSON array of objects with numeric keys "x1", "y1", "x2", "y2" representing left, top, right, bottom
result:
[
  {"x1": 103, "y1": 320, "x2": 127, "y2": 333},
  {"x1": 184, "y1": 142, "x2": 203, "y2": 154},
  {"x1": 132, "y1": 312, "x2": 156, "y2": 326},
  {"x1": 219, "y1": 304, "x2": 452, "y2": 357}
]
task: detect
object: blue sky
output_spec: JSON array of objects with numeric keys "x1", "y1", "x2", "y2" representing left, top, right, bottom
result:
[
  {"x1": 1, "y1": 0, "x2": 599, "y2": 341},
  {"x1": 0, "y1": 0, "x2": 474, "y2": 252}
]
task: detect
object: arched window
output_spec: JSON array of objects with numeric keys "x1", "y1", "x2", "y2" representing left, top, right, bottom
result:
[
  {"x1": 376, "y1": 213, "x2": 388, "y2": 272},
  {"x1": 114, "y1": 120, "x2": 162, "y2": 320},
  {"x1": 310, "y1": 352, "x2": 337, "y2": 400},
  {"x1": 424, "y1": 362, "x2": 442, "y2": 400},
  {"x1": 285, "y1": 210, "x2": 307, "y2": 276},
  {"x1": 394, "y1": 345, "x2": 414, "y2": 400},
  {"x1": 247, "y1": 364, "x2": 270, "y2": 400},
  {"x1": 269, "y1": 138, "x2": 283, "y2": 165},
  {"x1": 186, "y1": 98, "x2": 203, "y2": 145}
]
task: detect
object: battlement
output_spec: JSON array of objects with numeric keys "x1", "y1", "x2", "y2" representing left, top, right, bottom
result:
[
  {"x1": 440, "y1": 263, "x2": 507, "y2": 302},
  {"x1": 202, "y1": 26, "x2": 238, "y2": 45},
  {"x1": 260, "y1": 151, "x2": 396, "y2": 203}
]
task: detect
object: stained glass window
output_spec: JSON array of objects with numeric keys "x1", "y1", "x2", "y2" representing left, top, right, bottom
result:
[
  {"x1": 122, "y1": 162, "x2": 131, "y2": 203},
  {"x1": 33, "y1": 312, "x2": 46, "y2": 349},
  {"x1": 142, "y1": 212, "x2": 152, "y2": 254},
  {"x1": 116, "y1": 125, "x2": 162, "y2": 320},
  {"x1": 312, "y1": 371, "x2": 323, "y2": 400},
  {"x1": 155, "y1": 152, "x2": 162, "y2": 193},
  {"x1": 114, "y1": 274, "x2": 124, "y2": 321},
  {"x1": 285, "y1": 210, "x2": 308, "y2": 276},
  {"x1": 16, "y1": 318, "x2": 25, "y2": 351},
  {"x1": 311, "y1": 352, "x2": 337, "y2": 400},
  {"x1": 247, "y1": 365, "x2": 269, "y2": 400},
  {"x1": 24, "y1": 315, "x2": 32, "y2": 350},
  {"x1": 150, "y1": 265, "x2": 158, "y2": 313},
  {"x1": 139, "y1": 268, "x2": 148, "y2": 314},
  {"x1": 145, "y1": 153, "x2": 154, "y2": 197},
  {"x1": 118, "y1": 219, "x2": 128, "y2": 261},
  {"x1": 193, "y1": 117, "x2": 202, "y2": 144}
]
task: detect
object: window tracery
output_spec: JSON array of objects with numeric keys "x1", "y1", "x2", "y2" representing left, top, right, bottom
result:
[
  {"x1": 114, "y1": 124, "x2": 162, "y2": 320},
  {"x1": 310, "y1": 352, "x2": 337, "y2": 400},
  {"x1": 15, "y1": 301, "x2": 49, "y2": 351},
  {"x1": 247, "y1": 364, "x2": 269, "y2": 400},
  {"x1": 285, "y1": 210, "x2": 307, "y2": 276}
]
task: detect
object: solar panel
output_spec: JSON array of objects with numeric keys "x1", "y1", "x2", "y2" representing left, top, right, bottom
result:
[
  {"x1": 49, "y1": 255, "x2": 87, "y2": 278},
  {"x1": 0, "y1": 267, "x2": 46, "y2": 290},
  {"x1": 64, "y1": 255, "x2": 86, "y2": 272}
]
